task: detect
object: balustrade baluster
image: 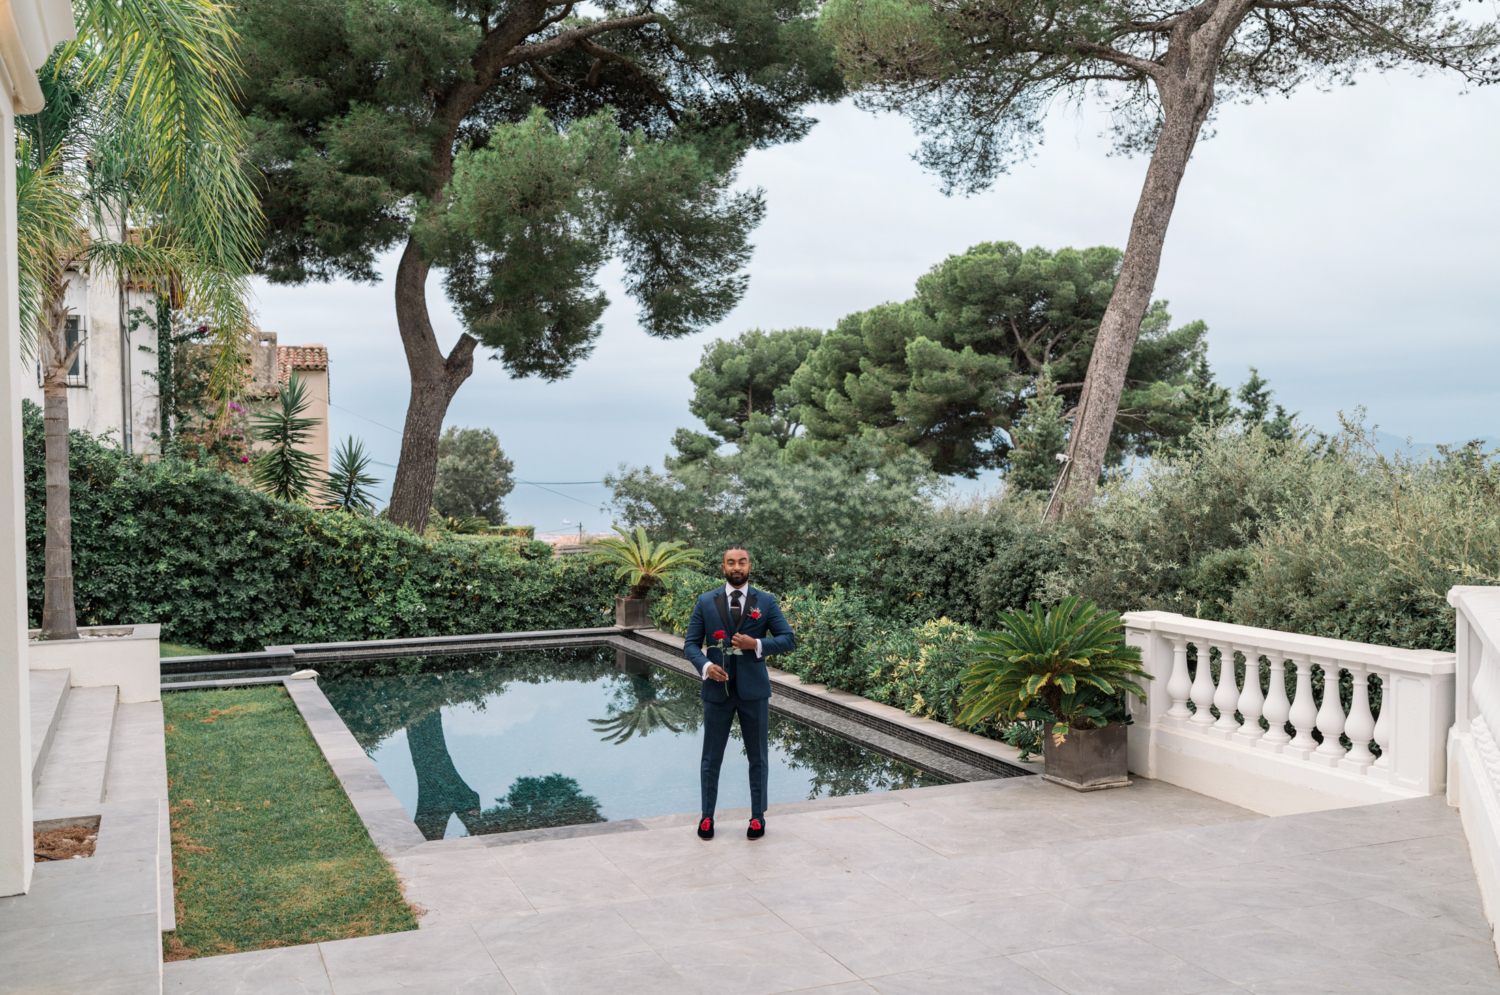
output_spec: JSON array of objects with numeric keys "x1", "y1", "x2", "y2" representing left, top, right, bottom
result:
[
  {"x1": 1287, "y1": 655, "x2": 1320, "y2": 758},
  {"x1": 1212, "y1": 642, "x2": 1242, "y2": 736},
  {"x1": 1165, "y1": 636, "x2": 1192, "y2": 721},
  {"x1": 1260, "y1": 651, "x2": 1291, "y2": 751},
  {"x1": 1371, "y1": 667, "x2": 1392, "y2": 774},
  {"x1": 1342, "y1": 663, "x2": 1376, "y2": 769},
  {"x1": 1314, "y1": 659, "x2": 1348, "y2": 764},
  {"x1": 1188, "y1": 641, "x2": 1216, "y2": 727},
  {"x1": 1233, "y1": 645, "x2": 1266, "y2": 746}
]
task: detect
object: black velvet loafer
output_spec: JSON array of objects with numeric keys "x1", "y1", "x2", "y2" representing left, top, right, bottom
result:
[
  {"x1": 747, "y1": 817, "x2": 765, "y2": 840},
  {"x1": 697, "y1": 816, "x2": 714, "y2": 840}
]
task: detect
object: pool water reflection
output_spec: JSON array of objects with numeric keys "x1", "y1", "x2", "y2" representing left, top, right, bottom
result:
[{"x1": 321, "y1": 646, "x2": 947, "y2": 840}]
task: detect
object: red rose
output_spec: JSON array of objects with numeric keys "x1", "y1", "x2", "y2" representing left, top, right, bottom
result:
[
  {"x1": 750, "y1": 610, "x2": 761, "y2": 619},
  {"x1": 713, "y1": 630, "x2": 726, "y2": 640}
]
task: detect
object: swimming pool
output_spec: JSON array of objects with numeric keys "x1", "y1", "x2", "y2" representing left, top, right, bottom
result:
[{"x1": 321, "y1": 646, "x2": 948, "y2": 840}]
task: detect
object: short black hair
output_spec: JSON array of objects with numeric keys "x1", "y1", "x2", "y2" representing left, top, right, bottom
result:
[{"x1": 723, "y1": 544, "x2": 748, "y2": 557}]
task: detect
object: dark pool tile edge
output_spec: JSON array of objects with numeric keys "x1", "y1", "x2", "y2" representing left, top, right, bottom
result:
[
  {"x1": 476, "y1": 819, "x2": 651, "y2": 848},
  {"x1": 281, "y1": 677, "x2": 428, "y2": 858}
]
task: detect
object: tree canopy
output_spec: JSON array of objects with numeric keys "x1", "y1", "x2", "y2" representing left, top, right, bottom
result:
[
  {"x1": 432, "y1": 427, "x2": 516, "y2": 524},
  {"x1": 234, "y1": 0, "x2": 845, "y2": 529},
  {"x1": 674, "y1": 326, "x2": 823, "y2": 459},
  {"x1": 789, "y1": 241, "x2": 1206, "y2": 476}
]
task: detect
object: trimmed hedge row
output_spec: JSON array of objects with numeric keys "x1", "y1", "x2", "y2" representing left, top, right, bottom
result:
[{"x1": 24, "y1": 403, "x2": 616, "y2": 651}]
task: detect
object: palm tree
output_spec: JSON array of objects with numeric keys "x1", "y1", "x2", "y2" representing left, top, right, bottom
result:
[{"x1": 19, "y1": 0, "x2": 262, "y2": 639}]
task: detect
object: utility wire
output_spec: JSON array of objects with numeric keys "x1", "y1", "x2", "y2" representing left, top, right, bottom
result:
[
  {"x1": 329, "y1": 401, "x2": 402, "y2": 435},
  {"x1": 330, "y1": 402, "x2": 605, "y2": 505}
]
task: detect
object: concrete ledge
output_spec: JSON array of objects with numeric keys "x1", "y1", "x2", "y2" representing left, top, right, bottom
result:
[
  {"x1": 281, "y1": 678, "x2": 426, "y2": 858},
  {"x1": 1134, "y1": 723, "x2": 1431, "y2": 816},
  {"x1": 30, "y1": 624, "x2": 161, "y2": 704},
  {"x1": 1450, "y1": 730, "x2": 1500, "y2": 962}
]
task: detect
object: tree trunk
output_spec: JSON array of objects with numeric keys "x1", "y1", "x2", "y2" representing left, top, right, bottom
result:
[
  {"x1": 41, "y1": 374, "x2": 78, "y2": 640},
  {"x1": 386, "y1": 235, "x2": 478, "y2": 531},
  {"x1": 1048, "y1": 55, "x2": 1221, "y2": 520}
]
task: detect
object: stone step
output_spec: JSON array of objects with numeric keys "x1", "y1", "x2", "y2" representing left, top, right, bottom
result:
[
  {"x1": 104, "y1": 701, "x2": 176, "y2": 932},
  {"x1": 28, "y1": 669, "x2": 70, "y2": 789},
  {"x1": 32, "y1": 685, "x2": 119, "y2": 812}
]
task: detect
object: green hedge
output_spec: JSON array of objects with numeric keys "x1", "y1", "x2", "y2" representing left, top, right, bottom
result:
[{"x1": 24, "y1": 403, "x2": 616, "y2": 651}]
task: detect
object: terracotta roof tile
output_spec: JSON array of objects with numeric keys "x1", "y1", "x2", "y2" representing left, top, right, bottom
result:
[{"x1": 276, "y1": 345, "x2": 328, "y2": 385}]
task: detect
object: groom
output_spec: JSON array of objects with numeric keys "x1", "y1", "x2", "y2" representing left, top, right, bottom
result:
[{"x1": 683, "y1": 545, "x2": 796, "y2": 841}]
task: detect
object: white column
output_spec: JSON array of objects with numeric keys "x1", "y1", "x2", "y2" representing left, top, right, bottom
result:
[
  {"x1": 1233, "y1": 645, "x2": 1266, "y2": 746},
  {"x1": 1211, "y1": 642, "x2": 1241, "y2": 736},
  {"x1": 0, "y1": 0, "x2": 76, "y2": 897},
  {"x1": 1165, "y1": 635, "x2": 1192, "y2": 722},
  {"x1": 1259, "y1": 651, "x2": 1291, "y2": 752},
  {"x1": 1342, "y1": 664, "x2": 1377, "y2": 770},
  {"x1": 1188, "y1": 641, "x2": 1216, "y2": 727},
  {"x1": 1314, "y1": 659, "x2": 1349, "y2": 765},
  {"x1": 1287, "y1": 654, "x2": 1319, "y2": 759},
  {"x1": 1370, "y1": 667, "x2": 1392, "y2": 777},
  {"x1": 0, "y1": 76, "x2": 31, "y2": 898}
]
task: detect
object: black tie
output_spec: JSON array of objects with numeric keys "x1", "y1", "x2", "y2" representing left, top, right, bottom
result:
[{"x1": 730, "y1": 589, "x2": 743, "y2": 627}]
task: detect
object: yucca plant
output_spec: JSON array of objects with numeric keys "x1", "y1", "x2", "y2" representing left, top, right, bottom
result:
[
  {"x1": 325, "y1": 436, "x2": 381, "y2": 513},
  {"x1": 957, "y1": 597, "x2": 1151, "y2": 746},
  {"x1": 249, "y1": 374, "x2": 321, "y2": 502},
  {"x1": 591, "y1": 526, "x2": 705, "y2": 598}
]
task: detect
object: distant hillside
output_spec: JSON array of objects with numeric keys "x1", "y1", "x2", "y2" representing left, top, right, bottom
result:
[{"x1": 1369, "y1": 430, "x2": 1500, "y2": 459}]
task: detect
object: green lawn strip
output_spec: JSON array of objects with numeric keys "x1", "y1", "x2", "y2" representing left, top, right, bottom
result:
[
  {"x1": 160, "y1": 643, "x2": 216, "y2": 658},
  {"x1": 162, "y1": 686, "x2": 417, "y2": 959}
]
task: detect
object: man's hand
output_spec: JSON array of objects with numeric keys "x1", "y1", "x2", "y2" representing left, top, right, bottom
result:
[
  {"x1": 731, "y1": 633, "x2": 757, "y2": 651},
  {"x1": 705, "y1": 664, "x2": 729, "y2": 681}
]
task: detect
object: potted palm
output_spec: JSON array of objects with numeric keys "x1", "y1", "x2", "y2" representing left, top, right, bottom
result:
[
  {"x1": 591, "y1": 527, "x2": 705, "y2": 629},
  {"x1": 958, "y1": 597, "x2": 1151, "y2": 791}
]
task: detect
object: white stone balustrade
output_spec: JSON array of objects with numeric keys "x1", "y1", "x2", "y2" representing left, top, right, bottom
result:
[
  {"x1": 1447, "y1": 587, "x2": 1500, "y2": 946},
  {"x1": 1124, "y1": 612, "x2": 1455, "y2": 816}
]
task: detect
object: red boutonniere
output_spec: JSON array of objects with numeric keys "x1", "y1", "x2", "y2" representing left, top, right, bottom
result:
[
  {"x1": 713, "y1": 630, "x2": 726, "y2": 640},
  {"x1": 750, "y1": 610, "x2": 761, "y2": 619}
]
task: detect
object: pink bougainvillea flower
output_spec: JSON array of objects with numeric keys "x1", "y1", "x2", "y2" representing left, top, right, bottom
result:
[{"x1": 240, "y1": 456, "x2": 249, "y2": 463}]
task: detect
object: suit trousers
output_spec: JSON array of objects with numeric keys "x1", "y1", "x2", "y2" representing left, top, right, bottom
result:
[{"x1": 700, "y1": 692, "x2": 770, "y2": 820}]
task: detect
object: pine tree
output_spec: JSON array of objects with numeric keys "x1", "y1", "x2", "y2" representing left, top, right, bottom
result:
[{"x1": 1007, "y1": 370, "x2": 1068, "y2": 493}]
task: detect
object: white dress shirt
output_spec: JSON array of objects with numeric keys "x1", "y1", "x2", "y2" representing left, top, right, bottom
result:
[{"x1": 700, "y1": 582, "x2": 762, "y2": 680}]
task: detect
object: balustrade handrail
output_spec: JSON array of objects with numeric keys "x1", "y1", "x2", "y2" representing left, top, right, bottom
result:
[{"x1": 1124, "y1": 610, "x2": 1455, "y2": 677}]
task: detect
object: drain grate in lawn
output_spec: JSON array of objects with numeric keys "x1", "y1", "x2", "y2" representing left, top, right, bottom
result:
[{"x1": 162, "y1": 686, "x2": 417, "y2": 959}]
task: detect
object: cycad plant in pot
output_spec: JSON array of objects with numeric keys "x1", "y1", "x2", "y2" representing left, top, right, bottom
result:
[
  {"x1": 592, "y1": 527, "x2": 705, "y2": 629},
  {"x1": 958, "y1": 597, "x2": 1151, "y2": 790}
]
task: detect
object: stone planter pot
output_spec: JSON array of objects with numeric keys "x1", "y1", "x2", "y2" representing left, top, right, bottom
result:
[
  {"x1": 1041, "y1": 722, "x2": 1130, "y2": 791},
  {"x1": 615, "y1": 596, "x2": 652, "y2": 630}
]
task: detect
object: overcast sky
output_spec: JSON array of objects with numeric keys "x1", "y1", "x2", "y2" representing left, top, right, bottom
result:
[{"x1": 252, "y1": 70, "x2": 1500, "y2": 534}]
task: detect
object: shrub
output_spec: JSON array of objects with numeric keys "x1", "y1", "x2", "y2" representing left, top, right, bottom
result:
[
  {"x1": 767, "y1": 585, "x2": 878, "y2": 692},
  {"x1": 23, "y1": 403, "x2": 617, "y2": 651},
  {"x1": 609, "y1": 437, "x2": 937, "y2": 593},
  {"x1": 870, "y1": 493, "x2": 1062, "y2": 627},
  {"x1": 865, "y1": 617, "x2": 987, "y2": 731}
]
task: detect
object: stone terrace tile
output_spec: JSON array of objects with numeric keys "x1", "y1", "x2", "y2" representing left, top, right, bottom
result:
[{"x1": 169, "y1": 778, "x2": 1500, "y2": 995}]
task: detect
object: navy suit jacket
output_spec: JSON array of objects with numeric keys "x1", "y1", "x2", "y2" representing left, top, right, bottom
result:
[{"x1": 683, "y1": 587, "x2": 796, "y2": 702}]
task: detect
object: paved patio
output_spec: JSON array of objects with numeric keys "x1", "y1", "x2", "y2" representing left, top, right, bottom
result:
[{"x1": 164, "y1": 776, "x2": 1498, "y2": 995}]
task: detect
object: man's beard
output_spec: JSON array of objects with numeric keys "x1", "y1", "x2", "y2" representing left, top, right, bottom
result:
[{"x1": 723, "y1": 568, "x2": 750, "y2": 588}]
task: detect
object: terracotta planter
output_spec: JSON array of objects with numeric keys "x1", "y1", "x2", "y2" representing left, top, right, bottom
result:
[
  {"x1": 1041, "y1": 723, "x2": 1130, "y2": 791},
  {"x1": 615, "y1": 596, "x2": 652, "y2": 630}
]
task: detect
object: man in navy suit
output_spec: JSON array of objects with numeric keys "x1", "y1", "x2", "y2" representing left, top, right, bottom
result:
[{"x1": 683, "y1": 544, "x2": 796, "y2": 840}]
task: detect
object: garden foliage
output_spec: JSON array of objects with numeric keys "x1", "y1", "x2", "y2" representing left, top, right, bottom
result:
[{"x1": 23, "y1": 403, "x2": 614, "y2": 651}]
